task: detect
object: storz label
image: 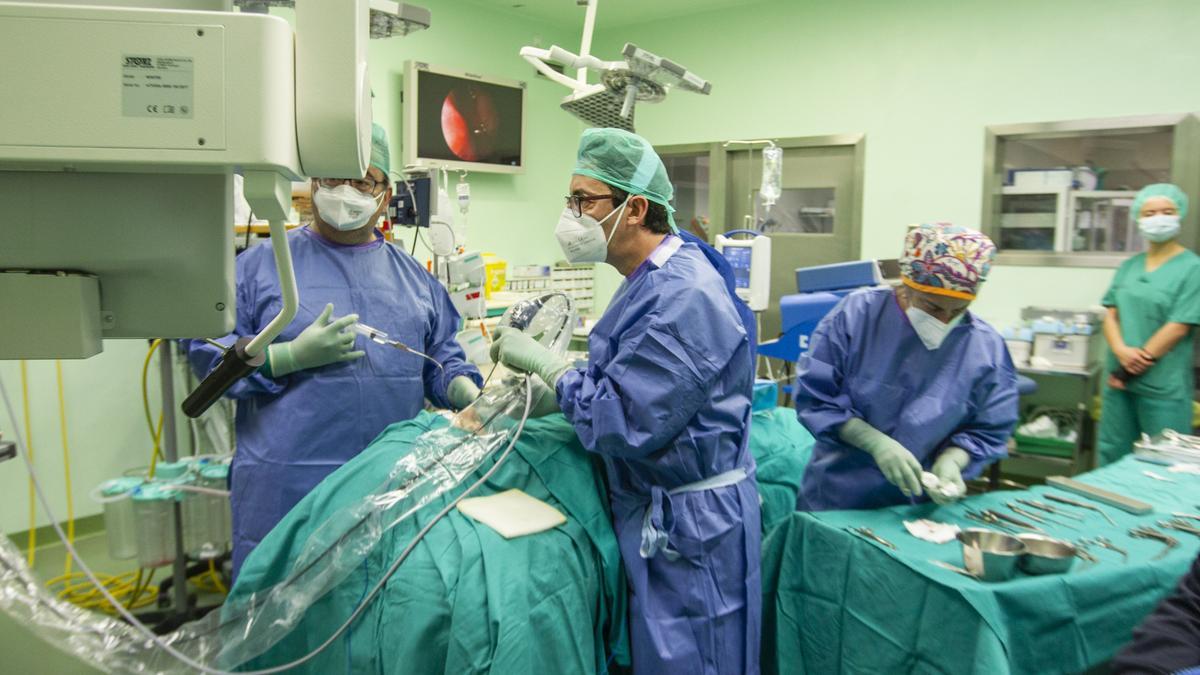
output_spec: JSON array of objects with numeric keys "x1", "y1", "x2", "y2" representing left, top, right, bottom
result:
[{"x1": 122, "y1": 54, "x2": 194, "y2": 119}]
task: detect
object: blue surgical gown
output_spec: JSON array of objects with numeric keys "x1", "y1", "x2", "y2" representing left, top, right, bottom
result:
[
  {"x1": 183, "y1": 227, "x2": 480, "y2": 576},
  {"x1": 794, "y1": 286, "x2": 1018, "y2": 511},
  {"x1": 677, "y1": 230, "x2": 758, "y2": 360},
  {"x1": 556, "y1": 237, "x2": 761, "y2": 675}
]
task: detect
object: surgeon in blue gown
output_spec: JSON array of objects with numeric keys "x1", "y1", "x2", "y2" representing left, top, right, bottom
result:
[
  {"x1": 795, "y1": 223, "x2": 1018, "y2": 511},
  {"x1": 490, "y1": 128, "x2": 761, "y2": 675},
  {"x1": 184, "y1": 125, "x2": 482, "y2": 576}
]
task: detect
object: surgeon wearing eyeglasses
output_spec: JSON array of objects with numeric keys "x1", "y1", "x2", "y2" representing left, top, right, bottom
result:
[
  {"x1": 794, "y1": 223, "x2": 1019, "y2": 510},
  {"x1": 489, "y1": 128, "x2": 761, "y2": 675},
  {"x1": 184, "y1": 124, "x2": 482, "y2": 577}
]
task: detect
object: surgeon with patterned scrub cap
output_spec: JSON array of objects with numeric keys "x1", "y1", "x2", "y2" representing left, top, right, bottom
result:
[{"x1": 793, "y1": 223, "x2": 1019, "y2": 510}]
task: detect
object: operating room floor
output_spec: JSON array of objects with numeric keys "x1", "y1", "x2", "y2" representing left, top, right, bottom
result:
[{"x1": 1, "y1": 527, "x2": 227, "y2": 674}]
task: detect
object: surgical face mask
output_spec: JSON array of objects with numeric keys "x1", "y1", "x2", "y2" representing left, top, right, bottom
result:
[
  {"x1": 554, "y1": 198, "x2": 629, "y2": 264},
  {"x1": 1138, "y1": 214, "x2": 1181, "y2": 243},
  {"x1": 906, "y1": 306, "x2": 964, "y2": 351},
  {"x1": 313, "y1": 184, "x2": 383, "y2": 231}
]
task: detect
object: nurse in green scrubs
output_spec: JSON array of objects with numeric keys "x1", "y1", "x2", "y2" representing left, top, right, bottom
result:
[{"x1": 1099, "y1": 183, "x2": 1200, "y2": 465}]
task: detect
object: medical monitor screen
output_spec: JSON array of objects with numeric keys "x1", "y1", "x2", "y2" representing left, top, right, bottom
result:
[
  {"x1": 405, "y1": 63, "x2": 525, "y2": 173},
  {"x1": 724, "y1": 246, "x2": 752, "y2": 289}
]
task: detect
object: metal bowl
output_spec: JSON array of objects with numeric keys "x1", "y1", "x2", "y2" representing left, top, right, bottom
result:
[
  {"x1": 958, "y1": 528, "x2": 1026, "y2": 581},
  {"x1": 1016, "y1": 534, "x2": 1077, "y2": 575}
]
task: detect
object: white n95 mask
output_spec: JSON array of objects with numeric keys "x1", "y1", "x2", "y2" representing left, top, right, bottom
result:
[
  {"x1": 1138, "y1": 214, "x2": 1181, "y2": 243},
  {"x1": 906, "y1": 306, "x2": 964, "y2": 351},
  {"x1": 554, "y1": 199, "x2": 629, "y2": 264},
  {"x1": 313, "y1": 184, "x2": 383, "y2": 231}
]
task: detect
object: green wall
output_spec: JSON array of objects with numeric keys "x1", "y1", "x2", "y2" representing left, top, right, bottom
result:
[
  {"x1": 591, "y1": 0, "x2": 1200, "y2": 324},
  {"x1": 368, "y1": 1, "x2": 583, "y2": 267},
  {"x1": 0, "y1": 0, "x2": 582, "y2": 537}
]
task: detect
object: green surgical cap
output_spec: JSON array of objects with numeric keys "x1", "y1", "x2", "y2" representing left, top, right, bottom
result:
[
  {"x1": 1133, "y1": 183, "x2": 1189, "y2": 220},
  {"x1": 370, "y1": 123, "x2": 390, "y2": 177},
  {"x1": 573, "y1": 127, "x2": 677, "y2": 231}
]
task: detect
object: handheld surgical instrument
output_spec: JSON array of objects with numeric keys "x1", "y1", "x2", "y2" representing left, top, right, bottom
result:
[
  {"x1": 1045, "y1": 494, "x2": 1118, "y2": 526},
  {"x1": 1079, "y1": 536, "x2": 1128, "y2": 563},
  {"x1": 1160, "y1": 519, "x2": 1200, "y2": 538},
  {"x1": 1008, "y1": 503, "x2": 1078, "y2": 531},
  {"x1": 1130, "y1": 526, "x2": 1179, "y2": 561},
  {"x1": 1017, "y1": 499, "x2": 1085, "y2": 522},
  {"x1": 964, "y1": 510, "x2": 1017, "y2": 533},
  {"x1": 847, "y1": 527, "x2": 897, "y2": 550},
  {"x1": 985, "y1": 509, "x2": 1046, "y2": 534},
  {"x1": 352, "y1": 321, "x2": 445, "y2": 372}
]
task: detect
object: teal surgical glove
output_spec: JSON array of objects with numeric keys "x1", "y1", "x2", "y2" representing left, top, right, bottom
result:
[
  {"x1": 929, "y1": 447, "x2": 970, "y2": 505},
  {"x1": 489, "y1": 326, "x2": 571, "y2": 387},
  {"x1": 266, "y1": 303, "x2": 363, "y2": 377},
  {"x1": 839, "y1": 417, "x2": 924, "y2": 498},
  {"x1": 447, "y1": 376, "x2": 481, "y2": 410}
]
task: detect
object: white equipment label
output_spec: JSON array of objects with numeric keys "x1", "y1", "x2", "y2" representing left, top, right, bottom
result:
[{"x1": 122, "y1": 55, "x2": 194, "y2": 118}]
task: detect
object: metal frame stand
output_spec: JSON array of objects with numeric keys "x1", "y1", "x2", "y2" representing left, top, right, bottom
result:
[
  {"x1": 133, "y1": 340, "x2": 226, "y2": 632},
  {"x1": 158, "y1": 343, "x2": 190, "y2": 619}
]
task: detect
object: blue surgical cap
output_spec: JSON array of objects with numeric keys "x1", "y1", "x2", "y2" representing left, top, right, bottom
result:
[
  {"x1": 573, "y1": 127, "x2": 677, "y2": 231},
  {"x1": 1132, "y1": 183, "x2": 1189, "y2": 220}
]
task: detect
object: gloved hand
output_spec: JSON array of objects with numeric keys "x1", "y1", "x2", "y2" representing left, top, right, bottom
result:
[
  {"x1": 839, "y1": 417, "x2": 923, "y2": 498},
  {"x1": 447, "y1": 376, "x2": 481, "y2": 410},
  {"x1": 454, "y1": 376, "x2": 560, "y2": 433},
  {"x1": 525, "y1": 375, "x2": 562, "y2": 418},
  {"x1": 266, "y1": 303, "x2": 362, "y2": 377},
  {"x1": 489, "y1": 326, "x2": 570, "y2": 387},
  {"x1": 929, "y1": 447, "x2": 970, "y2": 505}
]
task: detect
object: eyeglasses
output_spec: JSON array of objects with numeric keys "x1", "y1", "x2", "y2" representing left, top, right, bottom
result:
[
  {"x1": 318, "y1": 176, "x2": 386, "y2": 195},
  {"x1": 565, "y1": 193, "x2": 620, "y2": 218}
]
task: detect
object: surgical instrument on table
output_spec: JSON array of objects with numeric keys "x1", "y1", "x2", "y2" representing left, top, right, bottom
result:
[
  {"x1": 1008, "y1": 503, "x2": 1078, "y2": 531},
  {"x1": 1173, "y1": 512, "x2": 1200, "y2": 523},
  {"x1": 846, "y1": 527, "x2": 896, "y2": 550},
  {"x1": 1045, "y1": 494, "x2": 1119, "y2": 526},
  {"x1": 1073, "y1": 544, "x2": 1099, "y2": 565},
  {"x1": 929, "y1": 559, "x2": 979, "y2": 579},
  {"x1": 985, "y1": 509, "x2": 1046, "y2": 534},
  {"x1": 964, "y1": 510, "x2": 1018, "y2": 533},
  {"x1": 352, "y1": 321, "x2": 445, "y2": 372},
  {"x1": 1005, "y1": 503, "x2": 1047, "y2": 524},
  {"x1": 1130, "y1": 526, "x2": 1179, "y2": 561},
  {"x1": 1047, "y1": 476, "x2": 1154, "y2": 515},
  {"x1": 1160, "y1": 519, "x2": 1200, "y2": 538},
  {"x1": 1017, "y1": 499, "x2": 1086, "y2": 522},
  {"x1": 1143, "y1": 470, "x2": 1177, "y2": 483},
  {"x1": 1079, "y1": 536, "x2": 1128, "y2": 563}
]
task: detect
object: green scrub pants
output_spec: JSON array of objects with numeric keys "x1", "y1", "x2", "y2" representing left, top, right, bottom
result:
[{"x1": 1098, "y1": 385, "x2": 1193, "y2": 465}]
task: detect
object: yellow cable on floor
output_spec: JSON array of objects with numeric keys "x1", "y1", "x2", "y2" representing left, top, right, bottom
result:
[
  {"x1": 47, "y1": 568, "x2": 159, "y2": 614},
  {"x1": 28, "y1": 342, "x2": 174, "y2": 615},
  {"x1": 19, "y1": 361, "x2": 35, "y2": 568},
  {"x1": 55, "y1": 361, "x2": 75, "y2": 577}
]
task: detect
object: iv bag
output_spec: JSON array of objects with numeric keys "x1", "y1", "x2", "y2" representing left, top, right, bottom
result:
[{"x1": 760, "y1": 145, "x2": 783, "y2": 210}]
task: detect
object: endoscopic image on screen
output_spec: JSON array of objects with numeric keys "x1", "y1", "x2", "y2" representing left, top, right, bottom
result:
[{"x1": 416, "y1": 71, "x2": 523, "y2": 167}]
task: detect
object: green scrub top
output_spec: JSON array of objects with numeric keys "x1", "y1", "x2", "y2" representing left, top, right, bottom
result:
[{"x1": 1102, "y1": 249, "x2": 1200, "y2": 399}]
